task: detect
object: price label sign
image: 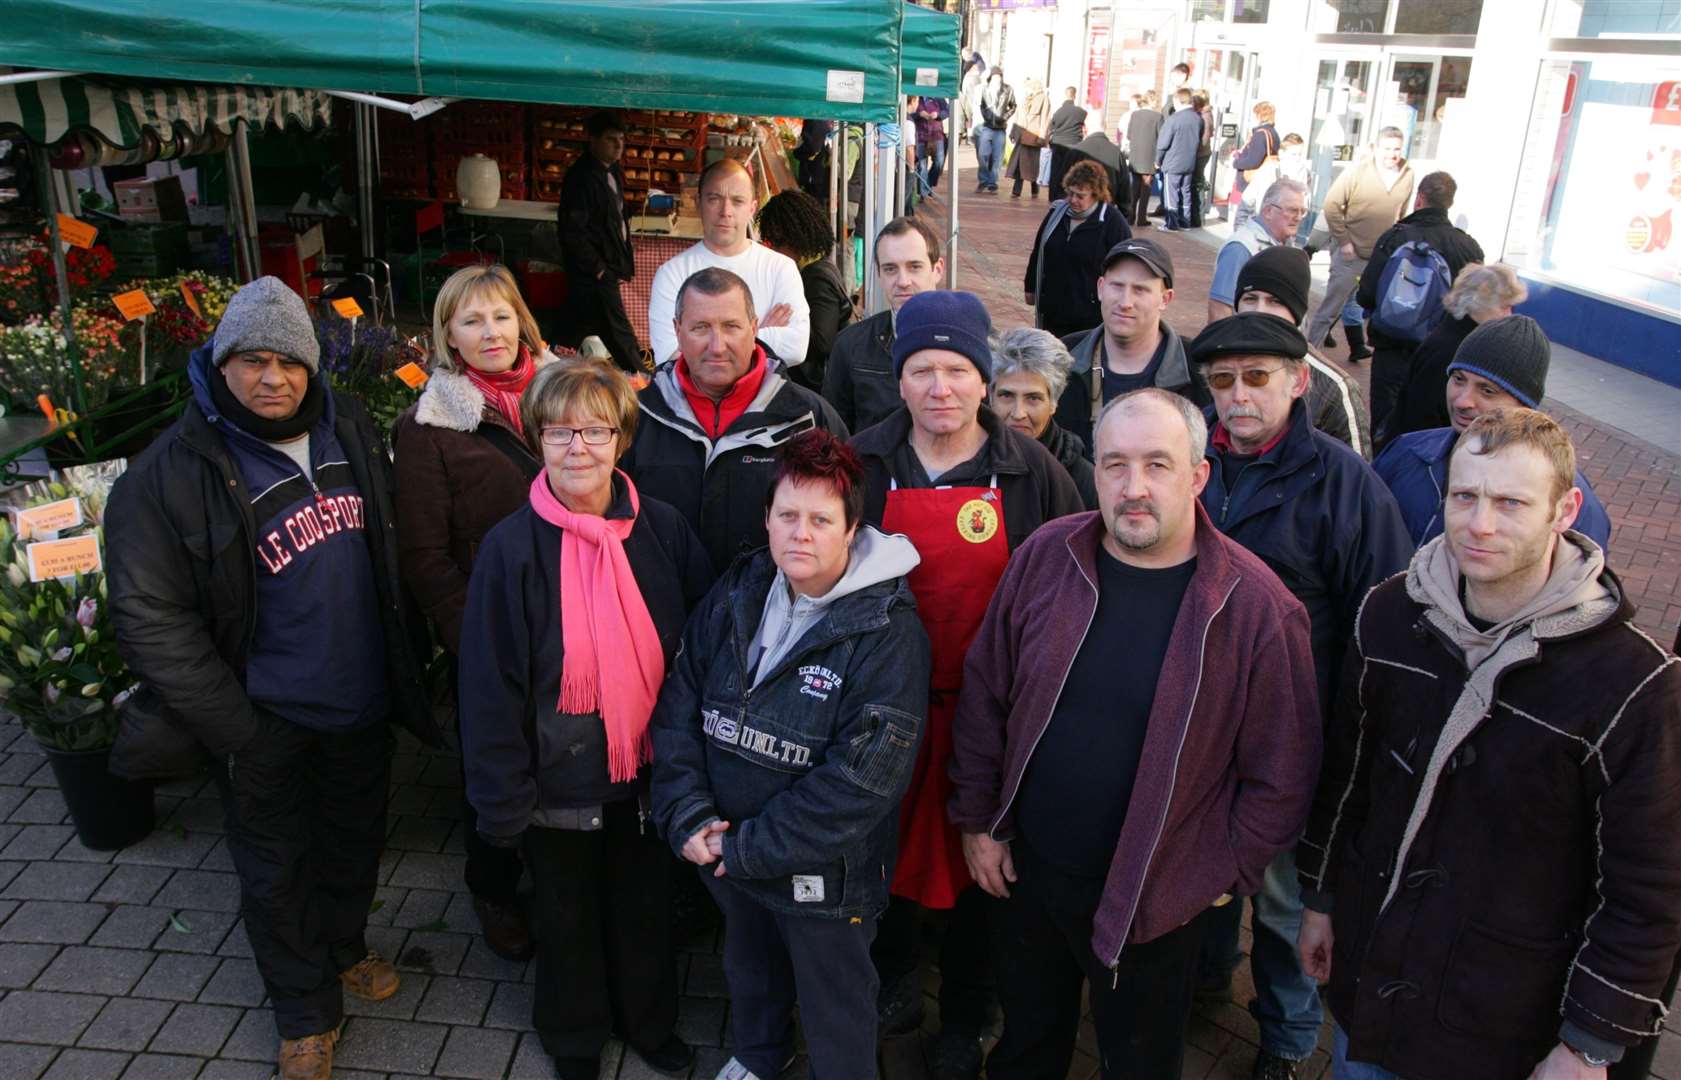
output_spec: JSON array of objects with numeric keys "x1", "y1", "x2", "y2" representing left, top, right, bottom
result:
[
  {"x1": 113, "y1": 289, "x2": 157, "y2": 321},
  {"x1": 14, "y1": 497, "x2": 83, "y2": 540},
  {"x1": 394, "y1": 362, "x2": 430, "y2": 388},
  {"x1": 180, "y1": 282, "x2": 203, "y2": 318},
  {"x1": 332, "y1": 296, "x2": 365, "y2": 320},
  {"x1": 57, "y1": 215, "x2": 98, "y2": 249},
  {"x1": 27, "y1": 535, "x2": 103, "y2": 581}
]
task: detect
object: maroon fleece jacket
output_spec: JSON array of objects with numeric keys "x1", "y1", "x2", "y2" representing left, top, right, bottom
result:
[{"x1": 948, "y1": 504, "x2": 1321, "y2": 968}]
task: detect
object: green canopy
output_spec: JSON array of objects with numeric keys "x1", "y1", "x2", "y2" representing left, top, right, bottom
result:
[
  {"x1": 901, "y1": 5, "x2": 961, "y2": 100},
  {"x1": 0, "y1": 0, "x2": 904, "y2": 122},
  {"x1": 0, "y1": 78, "x2": 334, "y2": 149}
]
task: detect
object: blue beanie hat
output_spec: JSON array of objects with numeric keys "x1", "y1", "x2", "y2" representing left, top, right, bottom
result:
[{"x1": 892, "y1": 290, "x2": 993, "y2": 381}]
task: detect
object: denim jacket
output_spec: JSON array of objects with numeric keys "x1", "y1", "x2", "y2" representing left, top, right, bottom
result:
[{"x1": 651, "y1": 535, "x2": 931, "y2": 919}]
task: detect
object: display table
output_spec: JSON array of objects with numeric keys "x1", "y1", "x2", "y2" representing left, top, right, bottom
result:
[{"x1": 457, "y1": 199, "x2": 557, "y2": 222}]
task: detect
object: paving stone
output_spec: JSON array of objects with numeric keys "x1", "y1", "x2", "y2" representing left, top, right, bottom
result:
[
  {"x1": 333, "y1": 1017, "x2": 448, "y2": 1074},
  {"x1": 193, "y1": 841, "x2": 234, "y2": 874},
  {"x1": 483, "y1": 980, "x2": 534, "y2": 1030},
  {"x1": 422, "y1": 785, "x2": 464, "y2": 819},
  {"x1": 212, "y1": 919, "x2": 251, "y2": 959},
  {"x1": 507, "y1": 1031, "x2": 557, "y2": 1079},
  {"x1": 1, "y1": 824, "x2": 75, "y2": 860},
  {"x1": 414, "y1": 975, "x2": 494, "y2": 1025},
  {"x1": 395, "y1": 929, "x2": 470, "y2": 976},
  {"x1": 385, "y1": 785, "x2": 430, "y2": 816},
  {"x1": 213, "y1": 1008, "x2": 275, "y2": 1063},
  {"x1": 457, "y1": 937, "x2": 528, "y2": 982},
  {"x1": 0, "y1": 988, "x2": 109, "y2": 1044},
  {"x1": 151, "y1": 873, "x2": 240, "y2": 915},
  {"x1": 77, "y1": 997, "x2": 176, "y2": 1052},
  {"x1": 342, "y1": 970, "x2": 427, "y2": 1019},
  {"x1": 392, "y1": 887, "x2": 451, "y2": 929},
  {"x1": 387, "y1": 852, "x2": 468, "y2": 892},
  {"x1": 366, "y1": 885, "x2": 405, "y2": 927},
  {"x1": 0, "y1": 1041, "x2": 58, "y2": 1079},
  {"x1": 34, "y1": 946, "x2": 157, "y2": 995},
  {"x1": 25, "y1": 757, "x2": 59, "y2": 785},
  {"x1": 432, "y1": 1024, "x2": 517, "y2": 1079},
  {"x1": 0, "y1": 942, "x2": 61, "y2": 987},
  {"x1": 0, "y1": 859, "x2": 23, "y2": 891},
  {"x1": 146, "y1": 1002, "x2": 240, "y2": 1057},
  {"x1": 131, "y1": 953, "x2": 220, "y2": 1002},
  {"x1": 151, "y1": 775, "x2": 209, "y2": 800},
  {"x1": 441, "y1": 821, "x2": 467, "y2": 855},
  {"x1": 0, "y1": 895, "x2": 17, "y2": 922},
  {"x1": 194, "y1": 1063, "x2": 271, "y2": 1080},
  {"x1": 160, "y1": 800, "x2": 223, "y2": 834},
  {"x1": 150, "y1": 910, "x2": 237, "y2": 955},
  {"x1": 684, "y1": 952, "x2": 728, "y2": 998},
  {"x1": 2, "y1": 862, "x2": 113, "y2": 902},
  {"x1": 41, "y1": 1048, "x2": 130, "y2": 1079},
  {"x1": 676, "y1": 994, "x2": 727, "y2": 1048},
  {"x1": 195, "y1": 958, "x2": 265, "y2": 1007},
  {"x1": 110, "y1": 831, "x2": 218, "y2": 871},
  {"x1": 417, "y1": 756, "x2": 460, "y2": 788},
  {"x1": 387, "y1": 815, "x2": 452, "y2": 852},
  {"x1": 53, "y1": 835, "x2": 120, "y2": 864},
  {"x1": 88, "y1": 906, "x2": 171, "y2": 950},
  {"x1": 117, "y1": 1053, "x2": 206, "y2": 1079},
  {"x1": 0, "y1": 821, "x2": 21, "y2": 851},
  {"x1": 90, "y1": 866, "x2": 174, "y2": 906},
  {"x1": 11, "y1": 787, "x2": 69, "y2": 824},
  {"x1": 0, "y1": 900, "x2": 109, "y2": 944},
  {"x1": 376, "y1": 848, "x2": 403, "y2": 885}
]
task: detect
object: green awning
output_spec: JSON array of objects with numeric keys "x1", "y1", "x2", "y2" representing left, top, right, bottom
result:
[
  {"x1": 0, "y1": 78, "x2": 334, "y2": 149},
  {"x1": 901, "y1": 5, "x2": 961, "y2": 100},
  {"x1": 0, "y1": 0, "x2": 905, "y2": 123}
]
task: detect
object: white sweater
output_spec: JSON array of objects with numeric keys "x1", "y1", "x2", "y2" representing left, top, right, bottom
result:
[{"x1": 647, "y1": 241, "x2": 811, "y2": 368}]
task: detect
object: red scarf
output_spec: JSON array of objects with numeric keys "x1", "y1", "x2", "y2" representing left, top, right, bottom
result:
[
  {"x1": 463, "y1": 345, "x2": 536, "y2": 436},
  {"x1": 675, "y1": 345, "x2": 768, "y2": 439},
  {"x1": 527, "y1": 469, "x2": 666, "y2": 783},
  {"x1": 1211, "y1": 419, "x2": 1290, "y2": 457}
]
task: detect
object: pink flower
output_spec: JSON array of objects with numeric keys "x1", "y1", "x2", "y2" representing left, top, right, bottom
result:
[{"x1": 76, "y1": 597, "x2": 97, "y2": 628}]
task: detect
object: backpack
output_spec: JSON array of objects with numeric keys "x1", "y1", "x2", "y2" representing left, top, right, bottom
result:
[{"x1": 1370, "y1": 240, "x2": 1452, "y2": 343}]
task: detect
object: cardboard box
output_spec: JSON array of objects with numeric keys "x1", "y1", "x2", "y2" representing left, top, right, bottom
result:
[{"x1": 114, "y1": 176, "x2": 188, "y2": 223}]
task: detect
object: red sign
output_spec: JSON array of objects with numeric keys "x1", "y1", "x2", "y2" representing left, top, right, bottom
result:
[
  {"x1": 1654, "y1": 81, "x2": 1681, "y2": 127},
  {"x1": 1085, "y1": 13, "x2": 1113, "y2": 120}
]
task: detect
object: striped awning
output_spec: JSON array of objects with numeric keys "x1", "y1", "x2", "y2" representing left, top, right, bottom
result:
[{"x1": 0, "y1": 77, "x2": 334, "y2": 149}]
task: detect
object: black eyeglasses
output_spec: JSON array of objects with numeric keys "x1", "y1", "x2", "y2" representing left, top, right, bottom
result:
[
  {"x1": 539, "y1": 426, "x2": 618, "y2": 447},
  {"x1": 1205, "y1": 365, "x2": 1287, "y2": 391}
]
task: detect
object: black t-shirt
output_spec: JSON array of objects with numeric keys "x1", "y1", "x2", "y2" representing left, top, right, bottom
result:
[
  {"x1": 1014, "y1": 548, "x2": 1197, "y2": 878},
  {"x1": 1100, "y1": 332, "x2": 1169, "y2": 402}
]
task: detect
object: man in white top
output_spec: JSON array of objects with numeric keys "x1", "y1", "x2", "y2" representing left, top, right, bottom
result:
[{"x1": 648, "y1": 159, "x2": 811, "y2": 369}]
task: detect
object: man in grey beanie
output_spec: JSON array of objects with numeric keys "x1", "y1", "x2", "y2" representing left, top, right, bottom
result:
[
  {"x1": 106, "y1": 276, "x2": 441, "y2": 1080},
  {"x1": 1373, "y1": 314, "x2": 1613, "y2": 550}
]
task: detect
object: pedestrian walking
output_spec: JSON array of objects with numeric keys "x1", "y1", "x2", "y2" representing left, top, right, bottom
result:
[
  {"x1": 974, "y1": 69, "x2": 1016, "y2": 194},
  {"x1": 1024, "y1": 159, "x2": 1132, "y2": 340},
  {"x1": 1124, "y1": 92, "x2": 1164, "y2": 226},
  {"x1": 1009, "y1": 77, "x2": 1050, "y2": 200},
  {"x1": 1045, "y1": 86, "x2": 1087, "y2": 202},
  {"x1": 1303, "y1": 129, "x2": 1415, "y2": 359},
  {"x1": 1154, "y1": 90, "x2": 1202, "y2": 231}
]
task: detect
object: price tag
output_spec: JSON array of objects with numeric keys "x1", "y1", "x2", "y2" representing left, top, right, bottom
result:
[
  {"x1": 36, "y1": 394, "x2": 55, "y2": 421},
  {"x1": 26, "y1": 535, "x2": 103, "y2": 582},
  {"x1": 57, "y1": 215, "x2": 97, "y2": 249},
  {"x1": 331, "y1": 296, "x2": 365, "y2": 320},
  {"x1": 394, "y1": 362, "x2": 430, "y2": 388},
  {"x1": 180, "y1": 282, "x2": 203, "y2": 318},
  {"x1": 14, "y1": 497, "x2": 84, "y2": 541},
  {"x1": 113, "y1": 289, "x2": 157, "y2": 321}
]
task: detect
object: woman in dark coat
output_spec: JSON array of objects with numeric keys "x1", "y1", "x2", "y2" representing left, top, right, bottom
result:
[
  {"x1": 1023, "y1": 159, "x2": 1132, "y2": 340},
  {"x1": 758, "y1": 190, "x2": 853, "y2": 395}
]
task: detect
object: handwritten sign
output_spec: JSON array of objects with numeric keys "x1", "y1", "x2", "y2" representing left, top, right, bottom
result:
[
  {"x1": 180, "y1": 282, "x2": 203, "y2": 318},
  {"x1": 26, "y1": 535, "x2": 103, "y2": 581},
  {"x1": 331, "y1": 296, "x2": 365, "y2": 320},
  {"x1": 14, "y1": 497, "x2": 83, "y2": 541},
  {"x1": 57, "y1": 215, "x2": 97, "y2": 249},
  {"x1": 113, "y1": 289, "x2": 157, "y2": 321},
  {"x1": 394, "y1": 362, "x2": 430, "y2": 389}
]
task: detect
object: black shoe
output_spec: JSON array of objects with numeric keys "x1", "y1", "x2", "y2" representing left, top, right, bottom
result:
[
  {"x1": 472, "y1": 895, "x2": 535, "y2": 962},
  {"x1": 633, "y1": 1035, "x2": 693, "y2": 1076},
  {"x1": 1344, "y1": 322, "x2": 1373, "y2": 362},
  {"x1": 1323, "y1": 331, "x2": 1337, "y2": 349},
  {"x1": 928, "y1": 1029, "x2": 983, "y2": 1080},
  {"x1": 877, "y1": 975, "x2": 927, "y2": 1037},
  {"x1": 551, "y1": 1055, "x2": 602, "y2": 1080},
  {"x1": 1252, "y1": 1051, "x2": 1301, "y2": 1080}
]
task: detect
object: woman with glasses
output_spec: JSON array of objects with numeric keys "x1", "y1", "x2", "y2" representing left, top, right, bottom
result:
[
  {"x1": 458, "y1": 361, "x2": 714, "y2": 1080},
  {"x1": 1023, "y1": 159, "x2": 1131, "y2": 340}
]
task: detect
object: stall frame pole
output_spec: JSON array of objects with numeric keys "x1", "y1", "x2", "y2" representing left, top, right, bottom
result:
[
  {"x1": 945, "y1": 100, "x2": 960, "y2": 289},
  {"x1": 354, "y1": 102, "x2": 378, "y2": 262},
  {"x1": 861, "y1": 123, "x2": 877, "y2": 314},
  {"x1": 35, "y1": 147, "x2": 87, "y2": 420},
  {"x1": 225, "y1": 119, "x2": 260, "y2": 284},
  {"x1": 830, "y1": 123, "x2": 847, "y2": 296}
]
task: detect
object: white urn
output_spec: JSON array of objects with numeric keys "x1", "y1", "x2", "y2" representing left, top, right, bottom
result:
[{"x1": 456, "y1": 154, "x2": 501, "y2": 209}]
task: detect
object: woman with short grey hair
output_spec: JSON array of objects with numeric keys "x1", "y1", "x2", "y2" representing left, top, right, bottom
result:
[
  {"x1": 989, "y1": 327, "x2": 1098, "y2": 509},
  {"x1": 1385, "y1": 262, "x2": 1530, "y2": 446}
]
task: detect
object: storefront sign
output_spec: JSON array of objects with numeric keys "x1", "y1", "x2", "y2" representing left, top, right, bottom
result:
[{"x1": 27, "y1": 535, "x2": 102, "y2": 581}]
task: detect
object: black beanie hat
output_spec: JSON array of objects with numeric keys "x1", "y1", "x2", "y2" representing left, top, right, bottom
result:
[
  {"x1": 1447, "y1": 314, "x2": 1551, "y2": 407},
  {"x1": 1235, "y1": 246, "x2": 1312, "y2": 325}
]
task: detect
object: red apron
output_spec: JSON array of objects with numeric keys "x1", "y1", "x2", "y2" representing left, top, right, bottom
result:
[{"x1": 881, "y1": 476, "x2": 1010, "y2": 910}]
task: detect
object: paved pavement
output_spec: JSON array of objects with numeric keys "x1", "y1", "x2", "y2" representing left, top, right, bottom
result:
[{"x1": 0, "y1": 146, "x2": 1676, "y2": 1080}]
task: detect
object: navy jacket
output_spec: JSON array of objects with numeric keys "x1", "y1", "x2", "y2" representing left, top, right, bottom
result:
[
  {"x1": 1374, "y1": 426, "x2": 1613, "y2": 551},
  {"x1": 651, "y1": 548, "x2": 931, "y2": 919},
  {"x1": 1200, "y1": 399, "x2": 1414, "y2": 719},
  {"x1": 1154, "y1": 106, "x2": 1202, "y2": 175}
]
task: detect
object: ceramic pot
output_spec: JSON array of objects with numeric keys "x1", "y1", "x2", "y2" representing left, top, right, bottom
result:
[{"x1": 456, "y1": 154, "x2": 501, "y2": 210}]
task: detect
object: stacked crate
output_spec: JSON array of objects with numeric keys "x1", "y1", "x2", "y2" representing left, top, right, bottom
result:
[
  {"x1": 529, "y1": 107, "x2": 707, "y2": 210},
  {"x1": 376, "y1": 109, "x2": 433, "y2": 200},
  {"x1": 431, "y1": 101, "x2": 529, "y2": 203},
  {"x1": 530, "y1": 106, "x2": 593, "y2": 203}
]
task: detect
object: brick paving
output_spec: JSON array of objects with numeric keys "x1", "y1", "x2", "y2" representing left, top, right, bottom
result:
[{"x1": 0, "y1": 151, "x2": 1676, "y2": 1080}]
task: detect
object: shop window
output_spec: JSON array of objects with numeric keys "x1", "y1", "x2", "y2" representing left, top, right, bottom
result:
[
  {"x1": 1320, "y1": 0, "x2": 1483, "y2": 33},
  {"x1": 1189, "y1": 0, "x2": 1270, "y2": 22},
  {"x1": 1552, "y1": 0, "x2": 1681, "y2": 37},
  {"x1": 1505, "y1": 58, "x2": 1681, "y2": 315}
]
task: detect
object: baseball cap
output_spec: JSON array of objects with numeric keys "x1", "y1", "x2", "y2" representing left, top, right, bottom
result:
[{"x1": 1101, "y1": 238, "x2": 1175, "y2": 289}]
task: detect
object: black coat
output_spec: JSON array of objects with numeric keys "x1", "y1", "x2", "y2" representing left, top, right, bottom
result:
[
  {"x1": 1384, "y1": 313, "x2": 1475, "y2": 444},
  {"x1": 1055, "y1": 324, "x2": 1211, "y2": 460},
  {"x1": 1356, "y1": 207, "x2": 1485, "y2": 348},
  {"x1": 1046, "y1": 101, "x2": 1086, "y2": 147},
  {"x1": 790, "y1": 256, "x2": 853, "y2": 395},
  {"x1": 107, "y1": 394, "x2": 441, "y2": 772},
  {"x1": 1038, "y1": 421, "x2": 1098, "y2": 511},
  {"x1": 558, "y1": 153, "x2": 635, "y2": 282},
  {"x1": 1024, "y1": 200, "x2": 1131, "y2": 337},
  {"x1": 822, "y1": 309, "x2": 900, "y2": 434}
]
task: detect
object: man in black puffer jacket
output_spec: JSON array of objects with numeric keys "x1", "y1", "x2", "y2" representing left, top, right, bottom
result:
[{"x1": 106, "y1": 278, "x2": 439, "y2": 1080}]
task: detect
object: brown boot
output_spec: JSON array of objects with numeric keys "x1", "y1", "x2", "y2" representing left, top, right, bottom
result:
[
  {"x1": 278, "y1": 1025, "x2": 339, "y2": 1080},
  {"x1": 339, "y1": 951, "x2": 400, "y2": 1001},
  {"x1": 473, "y1": 896, "x2": 535, "y2": 962}
]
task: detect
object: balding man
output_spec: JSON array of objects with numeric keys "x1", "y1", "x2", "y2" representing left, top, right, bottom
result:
[{"x1": 648, "y1": 159, "x2": 811, "y2": 369}]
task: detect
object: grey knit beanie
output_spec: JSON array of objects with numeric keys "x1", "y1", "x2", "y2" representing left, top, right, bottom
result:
[
  {"x1": 211, "y1": 276, "x2": 321, "y2": 373},
  {"x1": 1446, "y1": 314, "x2": 1550, "y2": 407}
]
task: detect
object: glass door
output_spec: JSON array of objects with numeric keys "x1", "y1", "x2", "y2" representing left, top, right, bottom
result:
[
  {"x1": 1379, "y1": 53, "x2": 1474, "y2": 163},
  {"x1": 1211, "y1": 50, "x2": 1262, "y2": 208},
  {"x1": 1308, "y1": 54, "x2": 1380, "y2": 206}
]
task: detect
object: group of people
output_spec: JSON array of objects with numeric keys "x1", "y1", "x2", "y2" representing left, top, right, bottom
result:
[{"x1": 100, "y1": 82, "x2": 1680, "y2": 1080}]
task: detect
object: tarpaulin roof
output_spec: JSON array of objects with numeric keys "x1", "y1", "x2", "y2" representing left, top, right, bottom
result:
[
  {"x1": 901, "y1": 5, "x2": 961, "y2": 100},
  {"x1": 0, "y1": 0, "x2": 905, "y2": 123},
  {"x1": 0, "y1": 79, "x2": 334, "y2": 149}
]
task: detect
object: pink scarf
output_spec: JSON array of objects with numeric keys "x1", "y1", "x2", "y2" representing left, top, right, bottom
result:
[
  {"x1": 527, "y1": 468, "x2": 665, "y2": 782},
  {"x1": 463, "y1": 345, "x2": 536, "y2": 437}
]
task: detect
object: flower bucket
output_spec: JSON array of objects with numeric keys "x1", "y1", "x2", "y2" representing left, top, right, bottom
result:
[{"x1": 42, "y1": 742, "x2": 155, "y2": 850}]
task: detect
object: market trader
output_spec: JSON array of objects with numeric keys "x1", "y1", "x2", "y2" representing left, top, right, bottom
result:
[
  {"x1": 647, "y1": 158, "x2": 811, "y2": 370},
  {"x1": 851, "y1": 290, "x2": 1083, "y2": 1080},
  {"x1": 554, "y1": 111, "x2": 641, "y2": 372}
]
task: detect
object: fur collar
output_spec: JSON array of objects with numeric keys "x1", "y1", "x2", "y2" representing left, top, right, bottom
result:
[{"x1": 413, "y1": 348, "x2": 558, "y2": 433}]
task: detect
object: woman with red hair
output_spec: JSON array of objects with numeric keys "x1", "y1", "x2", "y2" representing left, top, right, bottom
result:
[{"x1": 651, "y1": 430, "x2": 932, "y2": 1080}]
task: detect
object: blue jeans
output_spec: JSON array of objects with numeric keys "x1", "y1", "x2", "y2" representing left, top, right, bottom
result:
[
  {"x1": 1341, "y1": 294, "x2": 1365, "y2": 328},
  {"x1": 1200, "y1": 848, "x2": 1323, "y2": 1061},
  {"x1": 1163, "y1": 171, "x2": 1194, "y2": 228},
  {"x1": 976, "y1": 127, "x2": 1006, "y2": 188},
  {"x1": 1333, "y1": 1025, "x2": 1404, "y2": 1079},
  {"x1": 917, "y1": 138, "x2": 946, "y2": 195}
]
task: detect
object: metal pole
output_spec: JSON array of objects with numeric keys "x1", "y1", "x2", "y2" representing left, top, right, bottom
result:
[
  {"x1": 861, "y1": 122, "x2": 877, "y2": 314},
  {"x1": 830, "y1": 123, "x2": 846, "y2": 292},
  {"x1": 354, "y1": 103, "x2": 377, "y2": 262},
  {"x1": 227, "y1": 119, "x2": 261, "y2": 283},
  {"x1": 894, "y1": 97, "x2": 908, "y2": 222},
  {"x1": 34, "y1": 147, "x2": 85, "y2": 420},
  {"x1": 945, "y1": 100, "x2": 960, "y2": 289}
]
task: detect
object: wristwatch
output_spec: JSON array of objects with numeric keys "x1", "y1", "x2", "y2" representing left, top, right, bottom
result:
[{"x1": 1566, "y1": 1042, "x2": 1613, "y2": 1069}]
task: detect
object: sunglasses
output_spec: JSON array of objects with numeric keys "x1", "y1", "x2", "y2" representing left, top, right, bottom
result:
[{"x1": 1205, "y1": 365, "x2": 1287, "y2": 390}]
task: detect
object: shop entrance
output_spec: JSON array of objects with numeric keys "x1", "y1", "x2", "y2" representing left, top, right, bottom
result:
[
  {"x1": 1379, "y1": 53, "x2": 1474, "y2": 163},
  {"x1": 1306, "y1": 54, "x2": 1380, "y2": 206}
]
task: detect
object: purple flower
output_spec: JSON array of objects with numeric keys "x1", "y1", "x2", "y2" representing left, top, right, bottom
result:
[{"x1": 76, "y1": 597, "x2": 97, "y2": 628}]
